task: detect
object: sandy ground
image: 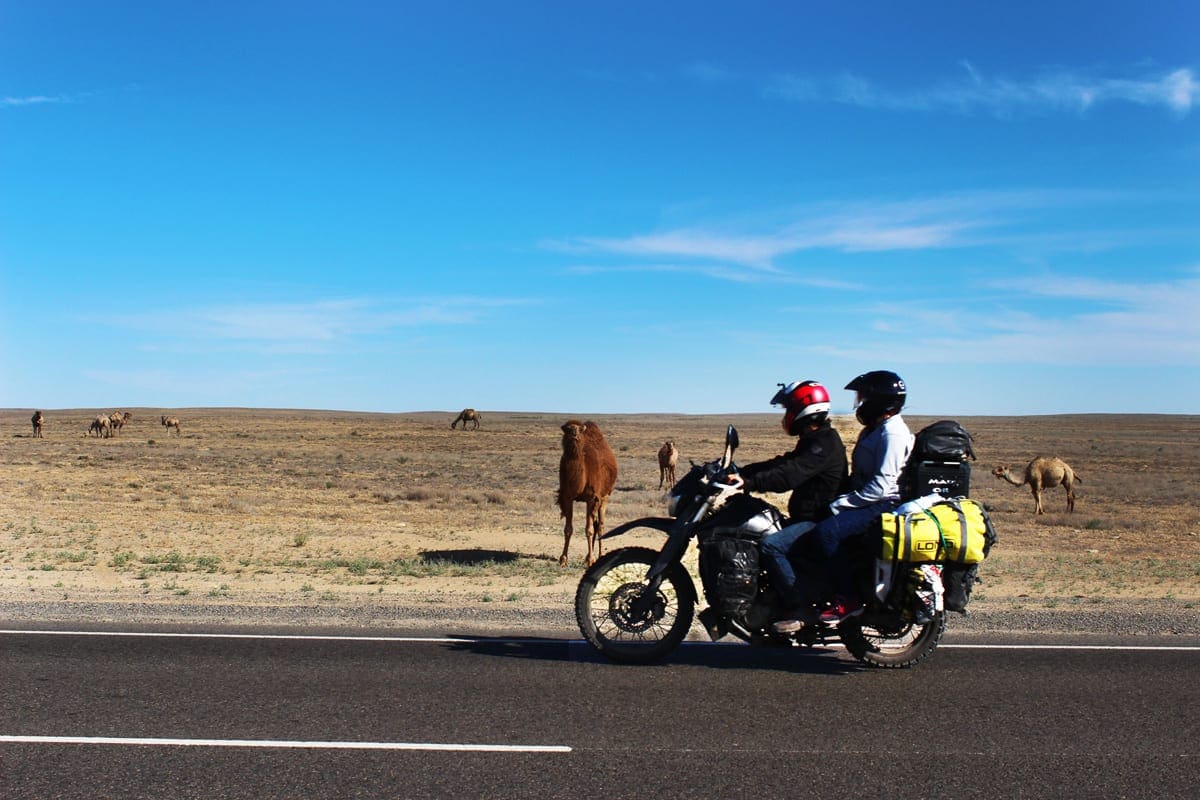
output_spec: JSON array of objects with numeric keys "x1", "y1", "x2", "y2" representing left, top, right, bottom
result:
[{"x1": 3, "y1": 408, "x2": 1197, "y2": 633}]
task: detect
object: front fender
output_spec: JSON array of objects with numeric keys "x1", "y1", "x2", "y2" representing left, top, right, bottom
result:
[{"x1": 601, "y1": 517, "x2": 675, "y2": 540}]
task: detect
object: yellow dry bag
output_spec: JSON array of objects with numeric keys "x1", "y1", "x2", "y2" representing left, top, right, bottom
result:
[{"x1": 879, "y1": 499, "x2": 992, "y2": 565}]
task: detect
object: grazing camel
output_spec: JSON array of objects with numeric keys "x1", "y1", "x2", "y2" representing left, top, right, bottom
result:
[
  {"x1": 993, "y1": 457, "x2": 1081, "y2": 515},
  {"x1": 451, "y1": 408, "x2": 481, "y2": 430},
  {"x1": 108, "y1": 411, "x2": 132, "y2": 436},
  {"x1": 31, "y1": 410, "x2": 44, "y2": 438},
  {"x1": 161, "y1": 415, "x2": 182, "y2": 436},
  {"x1": 657, "y1": 440, "x2": 677, "y2": 489},
  {"x1": 557, "y1": 420, "x2": 618, "y2": 567},
  {"x1": 88, "y1": 415, "x2": 111, "y2": 438}
]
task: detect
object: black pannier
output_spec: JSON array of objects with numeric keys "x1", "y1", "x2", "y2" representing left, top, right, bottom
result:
[
  {"x1": 699, "y1": 536, "x2": 760, "y2": 617},
  {"x1": 697, "y1": 494, "x2": 783, "y2": 618},
  {"x1": 902, "y1": 420, "x2": 976, "y2": 501},
  {"x1": 942, "y1": 563, "x2": 980, "y2": 613}
]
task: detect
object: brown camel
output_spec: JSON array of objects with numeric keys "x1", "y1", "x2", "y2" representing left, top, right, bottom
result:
[
  {"x1": 161, "y1": 415, "x2": 182, "y2": 436},
  {"x1": 31, "y1": 410, "x2": 44, "y2": 438},
  {"x1": 557, "y1": 420, "x2": 618, "y2": 567},
  {"x1": 451, "y1": 408, "x2": 481, "y2": 430},
  {"x1": 993, "y1": 457, "x2": 1081, "y2": 515},
  {"x1": 657, "y1": 440, "x2": 677, "y2": 489},
  {"x1": 109, "y1": 411, "x2": 132, "y2": 436},
  {"x1": 88, "y1": 415, "x2": 111, "y2": 438}
]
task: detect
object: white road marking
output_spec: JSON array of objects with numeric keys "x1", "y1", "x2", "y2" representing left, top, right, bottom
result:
[
  {"x1": 2, "y1": 629, "x2": 1197, "y2": 651},
  {"x1": 0, "y1": 735, "x2": 570, "y2": 752},
  {"x1": 0, "y1": 630, "x2": 493, "y2": 644},
  {"x1": 942, "y1": 643, "x2": 1200, "y2": 651}
]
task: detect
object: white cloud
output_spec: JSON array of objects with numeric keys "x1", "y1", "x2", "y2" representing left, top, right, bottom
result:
[
  {"x1": 2, "y1": 94, "x2": 69, "y2": 108},
  {"x1": 574, "y1": 231, "x2": 789, "y2": 271},
  {"x1": 91, "y1": 296, "x2": 532, "y2": 345},
  {"x1": 829, "y1": 273, "x2": 1200, "y2": 367},
  {"x1": 565, "y1": 262, "x2": 863, "y2": 288},
  {"x1": 562, "y1": 195, "x2": 1004, "y2": 273},
  {"x1": 682, "y1": 61, "x2": 735, "y2": 83},
  {"x1": 557, "y1": 188, "x2": 1179, "y2": 283},
  {"x1": 764, "y1": 64, "x2": 1199, "y2": 117}
]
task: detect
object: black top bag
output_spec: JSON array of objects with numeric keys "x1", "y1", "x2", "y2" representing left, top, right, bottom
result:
[{"x1": 901, "y1": 420, "x2": 976, "y2": 501}]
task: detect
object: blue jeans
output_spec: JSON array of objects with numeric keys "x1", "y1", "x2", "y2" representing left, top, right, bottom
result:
[
  {"x1": 763, "y1": 501, "x2": 897, "y2": 609},
  {"x1": 811, "y1": 501, "x2": 897, "y2": 599},
  {"x1": 760, "y1": 521, "x2": 816, "y2": 609}
]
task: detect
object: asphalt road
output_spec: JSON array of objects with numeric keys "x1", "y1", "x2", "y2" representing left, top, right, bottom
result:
[{"x1": 1, "y1": 625, "x2": 1197, "y2": 799}]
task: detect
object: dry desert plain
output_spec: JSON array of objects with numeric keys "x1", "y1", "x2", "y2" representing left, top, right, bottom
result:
[{"x1": 2, "y1": 408, "x2": 1198, "y2": 629}]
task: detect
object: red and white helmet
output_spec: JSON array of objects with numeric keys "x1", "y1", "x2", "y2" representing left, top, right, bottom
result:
[{"x1": 770, "y1": 380, "x2": 832, "y2": 435}]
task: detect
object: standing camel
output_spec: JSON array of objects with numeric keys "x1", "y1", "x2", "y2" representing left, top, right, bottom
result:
[
  {"x1": 109, "y1": 411, "x2": 132, "y2": 436},
  {"x1": 992, "y1": 457, "x2": 1081, "y2": 514},
  {"x1": 31, "y1": 410, "x2": 44, "y2": 438},
  {"x1": 451, "y1": 408, "x2": 481, "y2": 430},
  {"x1": 557, "y1": 420, "x2": 618, "y2": 567},
  {"x1": 88, "y1": 415, "x2": 111, "y2": 438},
  {"x1": 657, "y1": 440, "x2": 677, "y2": 489},
  {"x1": 161, "y1": 415, "x2": 182, "y2": 436}
]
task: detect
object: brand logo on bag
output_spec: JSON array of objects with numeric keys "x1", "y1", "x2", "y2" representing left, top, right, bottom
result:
[{"x1": 915, "y1": 541, "x2": 938, "y2": 552}]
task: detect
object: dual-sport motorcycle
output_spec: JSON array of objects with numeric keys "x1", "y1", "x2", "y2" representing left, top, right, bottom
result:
[{"x1": 574, "y1": 425, "x2": 948, "y2": 669}]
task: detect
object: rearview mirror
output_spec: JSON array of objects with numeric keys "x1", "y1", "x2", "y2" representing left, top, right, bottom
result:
[{"x1": 721, "y1": 425, "x2": 739, "y2": 469}]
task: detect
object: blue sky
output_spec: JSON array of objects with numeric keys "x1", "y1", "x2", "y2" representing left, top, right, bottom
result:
[{"x1": 2, "y1": 1, "x2": 1197, "y2": 415}]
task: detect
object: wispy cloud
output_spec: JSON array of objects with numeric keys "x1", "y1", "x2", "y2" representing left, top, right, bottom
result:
[
  {"x1": 822, "y1": 271, "x2": 1200, "y2": 367},
  {"x1": 681, "y1": 61, "x2": 735, "y2": 83},
  {"x1": 765, "y1": 64, "x2": 1198, "y2": 117},
  {"x1": 565, "y1": 262, "x2": 862, "y2": 288},
  {"x1": 556, "y1": 188, "x2": 1176, "y2": 284},
  {"x1": 557, "y1": 191, "x2": 1048, "y2": 276},
  {"x1": 91, "y1": 296, "x2": 532, "y2": 348},
  {"x1": 2, "y1": 94, "x2": 71, "y2": 108}
]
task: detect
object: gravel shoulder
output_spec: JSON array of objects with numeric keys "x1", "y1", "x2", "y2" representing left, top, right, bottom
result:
[{"x1": 3, "y1": 589, "x2": 1197, "y2": 639}]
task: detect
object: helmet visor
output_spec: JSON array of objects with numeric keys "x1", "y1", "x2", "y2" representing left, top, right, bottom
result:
[{"x1": 770, "y1": 382, "x2": 798, "y2": 407}]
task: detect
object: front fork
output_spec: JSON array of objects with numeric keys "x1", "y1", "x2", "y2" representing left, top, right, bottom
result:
[{"x1": 632, "y1": 498, "x2": 715, "y2": 617}]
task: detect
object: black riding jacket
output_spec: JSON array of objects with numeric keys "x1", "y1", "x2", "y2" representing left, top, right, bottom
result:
[{"x1": 738, "y1": 423, "x2": 848, "y2": 523}]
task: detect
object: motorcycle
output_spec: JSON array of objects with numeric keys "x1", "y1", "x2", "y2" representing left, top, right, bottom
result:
[{"x1": 574, "y1": 425, "x2": 947, "y2": 669}]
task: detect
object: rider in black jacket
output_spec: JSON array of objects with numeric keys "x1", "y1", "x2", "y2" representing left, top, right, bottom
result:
[
  {"x1": 739, "y1": 425, "x2": 846, "y2": 523},
  {"x1": 731, "y1": 380, "x2": 848, "y2": 623},
  {"x1": 738, "y1": 380, "x2": 848, "y2": 524}
]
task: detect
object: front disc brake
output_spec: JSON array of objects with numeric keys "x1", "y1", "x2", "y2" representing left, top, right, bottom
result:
[{"x1": 608, "y1": 582, "x2": 668, "y2": 632}]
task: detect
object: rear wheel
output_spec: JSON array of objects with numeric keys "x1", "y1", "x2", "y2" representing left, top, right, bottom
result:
[
  {"x1": 838, "y1": 612, "x2": 946, "y2": 668},
  {"x1": 575, "y1": 546, "x2": 695, "y2": 664}
]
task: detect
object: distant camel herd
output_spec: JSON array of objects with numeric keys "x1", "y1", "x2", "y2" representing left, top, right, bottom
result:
[
  {"x1": 22, "y1": 410, "x2": 184, "y2": 439},
  {"x1": 87, "y1": 411, "x2": 133, "y2": 438}
]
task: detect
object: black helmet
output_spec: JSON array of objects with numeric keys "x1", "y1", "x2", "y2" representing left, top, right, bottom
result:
[{"x1": 845, "y1": 370, "x2": 906, "y2": 425}]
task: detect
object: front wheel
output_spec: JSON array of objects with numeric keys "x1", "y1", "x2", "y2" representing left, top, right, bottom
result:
[
  {"x1": 575, "y1": 546, "x2": 696, "y2": 664},
  {"x1": 838, "y1": 612, "x2": 946, "y2": 668}
]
